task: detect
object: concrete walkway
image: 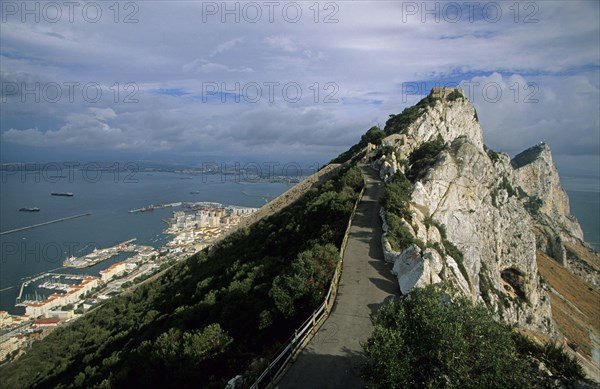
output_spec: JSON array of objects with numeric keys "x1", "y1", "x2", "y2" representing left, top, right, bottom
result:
[{"x1": 277, "y1": 164, "x2": 400, "y2": 389}]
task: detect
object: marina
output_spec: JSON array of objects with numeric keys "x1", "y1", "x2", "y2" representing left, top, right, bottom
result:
[{"x1": 15, "y1": 273, "x2": 94, "y2": 306}]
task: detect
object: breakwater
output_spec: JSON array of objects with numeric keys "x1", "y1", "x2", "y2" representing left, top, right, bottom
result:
[{"x1": 0, "y1": 213, "x2": 92, "y2": 236}]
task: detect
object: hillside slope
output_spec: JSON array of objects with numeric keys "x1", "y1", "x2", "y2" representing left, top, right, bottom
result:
[{"x1": 0, "y1": 165, "x2": 364, "y2": 388}]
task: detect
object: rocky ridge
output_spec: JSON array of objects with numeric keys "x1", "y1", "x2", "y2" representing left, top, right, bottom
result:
[{"x1": 373, "y1": 89, "x2": 599, "y2": 335}]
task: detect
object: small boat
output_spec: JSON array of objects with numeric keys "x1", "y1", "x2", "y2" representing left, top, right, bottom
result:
[
  {"x1": 19, "y1": 207, "x2": 40, "y2": 212},
  {"x1": 51, "y1": 192, "x2": 74, "y2": 197}
]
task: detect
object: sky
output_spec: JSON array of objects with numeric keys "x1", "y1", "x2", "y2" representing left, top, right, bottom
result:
[{"x1": 0, "y1": 1, "x2": 599, "y2": 175}]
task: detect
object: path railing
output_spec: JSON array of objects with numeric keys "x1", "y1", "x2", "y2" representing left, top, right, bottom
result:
[{"x1": 249, "y1": 177, "x2": 366, "y2": 389}]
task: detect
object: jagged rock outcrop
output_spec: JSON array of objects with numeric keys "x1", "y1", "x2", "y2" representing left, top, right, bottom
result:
[
  {"x1": 377, "y1": 89, "x2": 563, "y2": 333},
  {"x1": 511, "y1": 144, "x2": 600, "y2": 289}
]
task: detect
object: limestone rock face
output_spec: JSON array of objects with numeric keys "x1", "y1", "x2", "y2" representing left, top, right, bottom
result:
[
  {"x1": 377, "y1": 91, "x2": 560, "y2": 333},
  {"x1": 405, "y1": 94, "x2": 483, "y2": 155},
  {"x1": 512, "y1": 145, "x2": 586, "y2": 252},
  {"x1": 510, "y1": 144, "x2": 599, "y2": 288}
]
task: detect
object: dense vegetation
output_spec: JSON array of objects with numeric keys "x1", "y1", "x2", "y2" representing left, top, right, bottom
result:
[
  {"x1": 406, "y1": 134, "x2": 446, "y2": 182},
  {"x1": 330, "y1": 126, "x2": 385, "y2": 164},
  {"x1": 0, "y1": 165, "x2": 364, "y2": 389},
  {"x1": 511, "y1": 144, "x2": 545, "y2": 169},
  {"x1": 384, "y1": 94, "x2": 438, "y2": 136},
  {"x1": 381, "y1": 171, "x2": 420, "y2": 251},
  {"x1": 446, "y1": 88, "x2": 463, "y2": 102},
  {"x1": 363, "y1": 286, "x2": 584, "y2": 388},
  {"x1": 332, "y1": 91, "x2": 442, "y2": 165}
]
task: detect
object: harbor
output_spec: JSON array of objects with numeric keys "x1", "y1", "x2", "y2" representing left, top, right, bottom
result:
[
  {"x1": 62, "y1": 238, "x2": 142, "y2": 268},
  {"x1": 15, "y1": 273, "x2": 96, "y2": 307},
  {"x1": 128, "y1": 202, "x2": 182, "y2": 213},
  {"x1": 0, "y1": 172, "x2": 292, "y2": 364}
]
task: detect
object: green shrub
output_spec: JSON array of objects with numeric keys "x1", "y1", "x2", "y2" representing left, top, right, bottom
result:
[
  {"x1": 385, "y1": 212, "x2": 416, "y2": 251},
  {"x1": 525, "y1": 196, "x2": 543, "y2": 214},
  {"x1": 447, "y1": 88, "x2": 463, "y2": 102},
  {"x1": 381, "y1": 172, "x2": 412, "y2": 221},
  {"x1": 406, "y1": 135, "x2": 446, "y2": 182},
  {"x1": 443, "y1": 238, "x2": 471, "y2": 288},
  {"x1": 363, "y1": 286, "x2": 539, "y2": 388},
  {"x1": 270, "y1": 244, "x2": 339, "y2": 318},
  {"x1": 331, "y1": 126, "x2": 384, "y2": 163},
  {"x1": 485, "y1": 145, "x2": 500, "y2": 163},
  {"x1": 512, "y1": 332, "x2": 584, "y2": 380},
  {"x1": 384, "y1": 95, "x2": 437, "y2": 136}
]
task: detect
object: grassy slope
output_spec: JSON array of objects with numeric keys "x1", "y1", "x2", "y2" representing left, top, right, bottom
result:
[{"x1": 536, "y1": 250, "x2": 600, "y2": 379}]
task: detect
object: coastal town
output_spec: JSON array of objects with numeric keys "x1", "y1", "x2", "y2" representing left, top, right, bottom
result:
[{"x1": 0, "y1": 202, "x2": 258, "y2": 363}]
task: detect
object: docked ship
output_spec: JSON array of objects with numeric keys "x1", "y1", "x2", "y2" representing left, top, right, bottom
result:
[
  {"x1": 51, "y1": 192, "x2": 74, "y2": 197},
  {"x1": 19, "y1": 207, "x2": 40, "y2": 212}
]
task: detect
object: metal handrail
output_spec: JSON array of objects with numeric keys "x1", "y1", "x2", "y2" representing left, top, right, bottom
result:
[{"x1": 249, "y1": 177, "x2": 366, "y2": 389}]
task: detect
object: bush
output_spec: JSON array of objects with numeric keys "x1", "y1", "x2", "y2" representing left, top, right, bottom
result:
[
  {"x1": 331, "y1": 126, "x2": 384, "y2": 163},
  {"x1": 443, "y1": 238, "x2": 470, "y2": 288},
  {"x1": 364, "y1": 286, "x2": 541, "y2": 388},
  {"x1": 485, "y1": 145, "x2": 500, "y2": 163},
  {"x1": 270, "y1": 244, "x2": 339, "y2": 318},
  {"x1": 385, "y1": 212, "x2": 416, "y2": 251},
  {"x1": 381, "y1": 171, "x2": 417, "y2": 251},
  {"x1": 512, "y1": 332, "x2": 584, "y2": 380},
  {"x1": 384, "y1": 95, "x2": 437, "y2": 136},
  {"x1": 381, "y1": 172, "x2": 412, "y2": 222},
  {"x1": 447, "y1": 88, "x2": 463, "y2": 102},
  {"x1": 525, "y1": 195, "x2": 543, "y2": 214},
  {"x1": 406, "y1": 135, "x2": 446, "y2": 182}
]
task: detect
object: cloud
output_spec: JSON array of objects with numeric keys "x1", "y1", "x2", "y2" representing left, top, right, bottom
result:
[
  {"x1": 0, "y1": 1, "x2": 598, "y2": 170},
  {"x1": 265, "y1": 36, "x2": 297, "y2": 52},
  {"x1": 461, "y1": 72, "x2": 599, "y2": 157},
  {"x1": 182, "y1": 59, "x2": 254, "y2": 73},
  {"x1": 2, "y1": 108, "x2": 124, "y2": 149},
  {"x1": 209, "y1": 37, "x2": 245, "y2": 57}
]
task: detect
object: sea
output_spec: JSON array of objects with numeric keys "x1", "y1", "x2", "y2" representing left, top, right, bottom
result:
[
  {"x1": 0, "y1": 167, "x2": 295, "y2": 314},
  {"x1": 561, "y1": 176, "x2": 600, "y2": 252},
  {"x1": 0, "y1": 168, "x2": 598, "y2": 315}
]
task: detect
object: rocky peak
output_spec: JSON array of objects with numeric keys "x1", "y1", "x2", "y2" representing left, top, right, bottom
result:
[
  {"x1": 405, "y1": 88, "x2": 484, "y2": 154},
  {"x1": 374, "y1": 89, "x2": 600, "y2": 334},
  {"x1": 375, "y1": 90, "x2": 556, "y2": 333},
  {"x1": 512, "y1": 143, "x2": 584, "y2": 243},
  {"x1": 511, "y1": 144, "x2": 598, "y2": 288}
]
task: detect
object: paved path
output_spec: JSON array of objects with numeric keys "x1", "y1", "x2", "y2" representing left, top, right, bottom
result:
[{"x1": 277, "y1": 164, "x2": 399, "y2": 389}]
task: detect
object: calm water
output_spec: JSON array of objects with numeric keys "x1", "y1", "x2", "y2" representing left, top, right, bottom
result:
[
  {"x1": 1, "y1": 169, "x2": 597, "y2": 314},
  {"x1": 562, "y1": 176, "x2": 600, "y2": 252},
  {"x1": 0, "y1": 169, "x2": 292, "y2": 314}
]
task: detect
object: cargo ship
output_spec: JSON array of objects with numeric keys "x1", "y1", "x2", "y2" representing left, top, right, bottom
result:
[
  {"x1": 19, "y1": 207, "x2": 40, "y2": 212},
  {"x1": 51, "y1": 192, "x2": 74, "y2": 197}
]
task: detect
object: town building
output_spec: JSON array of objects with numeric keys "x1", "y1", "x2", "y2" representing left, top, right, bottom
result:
[
  {"x1": 24, "y1": 277, "x2": 99, "y2": 318},
  {"x1": 99, "y1": 262, "x2": 128, "y2": 282}
]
